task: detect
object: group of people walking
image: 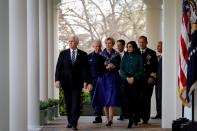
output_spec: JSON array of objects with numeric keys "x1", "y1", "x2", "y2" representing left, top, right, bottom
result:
[{"x1": 55, "y1": 35, "x2": 162, "y2": 130}]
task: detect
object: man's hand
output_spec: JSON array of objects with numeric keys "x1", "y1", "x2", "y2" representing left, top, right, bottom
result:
[
  {"x1": 55, "y1": 81, "x2": 61, "y2": 88},
  {"x1": 148, "y1": 77, "x2": 155, "y2": 84}
]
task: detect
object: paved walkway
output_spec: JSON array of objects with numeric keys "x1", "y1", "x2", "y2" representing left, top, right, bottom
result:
[{"x1": 41, "y1": 116, "x2": 170, "y2": 131}]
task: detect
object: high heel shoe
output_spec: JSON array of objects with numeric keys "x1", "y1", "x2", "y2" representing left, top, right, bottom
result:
[{"x1": 106, "y1": 121, "x2": 112, "y2": 127}]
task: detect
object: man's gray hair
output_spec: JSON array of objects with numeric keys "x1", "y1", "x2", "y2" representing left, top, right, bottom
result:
[
  {"x1": 93, "y1": 39, "x2": 102, "y2": 45},
  {"x1": 70, "y1": 35, "x2": 79, "y2": 43}
]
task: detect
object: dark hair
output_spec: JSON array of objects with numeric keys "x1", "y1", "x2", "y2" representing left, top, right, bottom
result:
[
  {"x1": 138, "y1": 35, "x2": 148, "y2": 43},
  {"x1": 117, "y1": 39, "x2": 125, "y2": 46},
  {"x1": 126, "y1": 41, "x2": 139, "y2": 53},
  {"x1": 105, "y1": 37, "x2": 115, "y2": 45}
]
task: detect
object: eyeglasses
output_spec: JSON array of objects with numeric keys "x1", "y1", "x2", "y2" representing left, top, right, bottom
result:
[{"x1": 69, "y1": 40, "x2": 75, "y2": 43}]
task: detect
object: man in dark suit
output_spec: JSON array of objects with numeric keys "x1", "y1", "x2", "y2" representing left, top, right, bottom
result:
[
  {"x1": 55, "y1": 36, "x2": 92, "y2": 130},
  {"x1": 88, "y1": 39, "x2": 104, "y2": 123},
  {"x1": 152, "y1": 41, "x2": 162, "y2": 119},
  {"x1": 116, "y1": 39, "x2": 126, "y2": 121},
  {"x1": 138, "y1": 36, "x2": 158, "y2": 124}
]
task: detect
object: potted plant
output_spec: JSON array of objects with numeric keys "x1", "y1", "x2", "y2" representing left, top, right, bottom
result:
[
  {"x1": 53, "y1": 99, "x2": 60, "y2": 117},
  {"x1": 47, "y1": 98, "x2": 56, "y2": 120},
  {"x1": 81, "y1": 91, "x2": 94, "y2": 116},
  {"x1": 59, "y1": 89, "x2": 66, "y2": 116},
  {"x1": 40, "y1": 101, "x2": 48, "y2": 125}
]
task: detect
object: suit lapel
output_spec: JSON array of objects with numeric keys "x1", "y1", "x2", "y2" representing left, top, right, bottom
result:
[
  {"x1": 66, "y1": 49, "x2": 72, "y2": 64},
  {"x1": 144, "y1": 48, "x2": 148, "y2": 54},
  {"x1": 75, "y1": 50, "x2": 80, "y2": 65}
]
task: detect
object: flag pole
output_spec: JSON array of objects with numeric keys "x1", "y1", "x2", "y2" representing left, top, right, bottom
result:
[
  {"x1": 182, "y1": 105, "x2": 184, "y2": 118},
  {"x1": 192, "y1": 91, "x2": 194, "y2": 122}
]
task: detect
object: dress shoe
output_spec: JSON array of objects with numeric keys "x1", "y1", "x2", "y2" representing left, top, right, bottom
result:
[
  {"x1": 127, "y1": 123, "x2": 132, "y2": 128},
  {"x1": 117, "y1": 115, "x2": 124, "y2": 120},
  {"x1": 127, "y1": 117, "x2": 133, "y2": 128},
  {"x1": 128, "y1": 121, "x2": 133, "y2": 128},
  {"x1": 72, "y1": 126, "x2": 78, "y2": 130},
  {"x1": 151, "y1": 114, "x2": 161, "y2": 119},
  {"x1": 93, "y1": 116, "x2": 102, "y2": 123},
  {"x1": 106, "y1": 121, "x2": 113, "y2": 127},
  {"x1": 134, "y1": 121, "x2": 138, "y2": 126},
  {"x1": 66, "y1": 124, "x2": 72, "y2": 128},
  {"x1": 142, "y1": 121, "x2": 148, "y2": 124},
  {"x1": 93, "y1": 119, "x2": 102, "y2": 123}
]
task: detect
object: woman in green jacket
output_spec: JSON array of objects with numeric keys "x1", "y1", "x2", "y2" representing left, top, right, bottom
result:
[{"x1": 120, "y1": 41, "x2": 143, "y2": 128}]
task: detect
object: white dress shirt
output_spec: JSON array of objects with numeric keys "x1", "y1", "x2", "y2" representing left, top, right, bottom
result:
[{"x1": 140, "y1": 48, "x2": 147, "y2": 54}]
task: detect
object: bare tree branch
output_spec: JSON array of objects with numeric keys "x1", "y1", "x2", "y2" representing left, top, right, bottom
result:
[
  {"x1": 80, "y1": 0, "x2": 94, "y2": 41},
  {"x1": 89, "y1": 0, "x2": 108, "y2": 36},
  {"x1": 58, "y1": 0, "x2": 145, "y2": 51}
]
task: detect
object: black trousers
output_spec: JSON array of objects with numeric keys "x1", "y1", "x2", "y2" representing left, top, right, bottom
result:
[
  {"x1": 90, "y1": 78, "x2": 103, "y2": 116},
  {"x1": 121, "y1": 80, "x2": 140, "y2": 123},
  {"x1": 119, "y1": 79, "x2": 125, "y2": 118},
  {"x1": 64, "y1": 88, "x2": 82, "y2": 127},
  {"x1": 155, "y1": 83, "x2": 162, "y2": 117},
  {"x1": 139, "y1": 79, "x2": 154, "y2": 122}
]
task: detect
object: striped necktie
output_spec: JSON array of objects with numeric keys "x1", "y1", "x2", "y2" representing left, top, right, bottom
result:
[{"x1": 71, "y1": 50, "x2": 75, "y2": 64}]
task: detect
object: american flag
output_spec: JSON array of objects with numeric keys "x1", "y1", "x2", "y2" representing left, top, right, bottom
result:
[
  {"x1": 178, "y1": 0, "x2": 190, "y2": 106},
  {"x1": 186, "y1": 0, "x2": 197, "y2": 105}
]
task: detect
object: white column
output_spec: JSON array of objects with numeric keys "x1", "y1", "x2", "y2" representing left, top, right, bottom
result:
[
  {"x1": 0, "y1": 0, "x2": 9, "y2": 130},
  {"x1": 27, "y1": 0, "x2": 40, "y2": 131},
  {"x1": 48, "y1": 0, "x2": 55, "y2": 99},
  {"x1": 39, "y1": 0, "x2": 48, "y2": 101},
  {"x1": 162, "y1": 0, "x2": 182, "y2": 128},
  {"x1": 195, "y1": 91, "x2": 197, "y2": 120},
  {"x1": 9, "y1": 0, "x2": 27, "y2": 130},
  {"x1": 53, "y1": 0, "x2": 60, "y2": 99},
  {"x1": 143, "y1": 0, "x2": 162, "y2": 50}
]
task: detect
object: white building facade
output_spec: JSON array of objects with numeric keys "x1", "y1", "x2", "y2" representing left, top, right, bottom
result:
[{"x1": 0, "y1": 0, "x2": 196, "y2": 130}]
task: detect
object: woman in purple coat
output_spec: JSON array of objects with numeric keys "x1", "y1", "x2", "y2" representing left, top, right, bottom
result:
[{"x1": 96, "y1": 37, "x2": 121, "y2": 127}]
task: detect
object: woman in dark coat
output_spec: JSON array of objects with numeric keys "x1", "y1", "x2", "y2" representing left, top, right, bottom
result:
[{"x1": 120, "y1": 41, "x2": 143, "y2": 128}]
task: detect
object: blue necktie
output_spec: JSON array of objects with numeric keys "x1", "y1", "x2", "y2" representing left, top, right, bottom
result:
[{"x1": 71, "y1": 50, "x2": 75, "y2": 64}]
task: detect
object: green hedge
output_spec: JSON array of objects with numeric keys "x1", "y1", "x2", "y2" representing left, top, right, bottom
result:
[
  {"x1": 82, "y1": 91, "x2": 91, "y2": 104},
  {"x1": 48, "y1": 98, "x2": 60, "y2": 107},
  {"x1": 59, "y1": 89, "x2": 66, "y2": 115},
  {"x1": 40, "y1": 101, "x2": 48, "y2": 110},
  {"x1": 40, "y1": 99, "x2": 60, "y2": 110},
  {"x1": 59, "y1": 89, "x2": 92, "y2": 116}
]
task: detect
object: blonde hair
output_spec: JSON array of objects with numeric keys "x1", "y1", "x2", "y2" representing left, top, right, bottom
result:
[{"x1": 105, "y1": 37, "x2": 115, "y2": 45}]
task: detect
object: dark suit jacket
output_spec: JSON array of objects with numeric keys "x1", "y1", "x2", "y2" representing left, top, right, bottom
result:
[
  {"x1": 88, "y1": 51, "x2": 105, "y2": 79},
  {"x1": 141, "y1": 48, "x2": 158, "y2": 80},
  {"x1": 55, "y1": 49, "x2": 92, "y2": 90}
]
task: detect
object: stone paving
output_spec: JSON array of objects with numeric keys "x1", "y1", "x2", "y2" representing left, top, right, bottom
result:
[{"x1": 41, "y1": 116, "x2": 171, "y2": 131}]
